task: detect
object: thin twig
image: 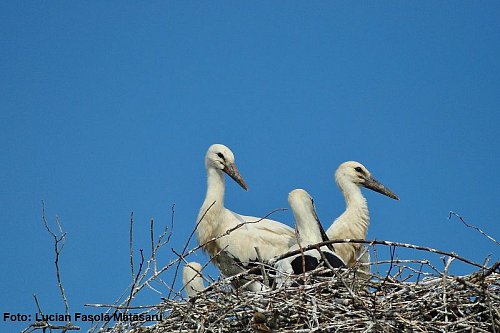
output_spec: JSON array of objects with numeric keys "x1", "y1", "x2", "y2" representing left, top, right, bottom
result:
[
  {"x1": 274, "y1": 239, "x2": 487, "y2": 269},
  {"x1": 167, "y1": 201, "x2": 216, "y2": 299},
  {"x1": 129, "y1": 211, "x2": 134, "y2": 284},
  {"x1": 449, "y1": 211, "x2": 500, "y2": 246}
]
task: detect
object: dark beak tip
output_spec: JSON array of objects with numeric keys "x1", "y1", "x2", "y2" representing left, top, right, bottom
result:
[
  {"x1": 236, "y1": 180, "x2": 248, "y2": 191},
  {"x1": 388, "y1": 191, "x2": 400, "y2": 200}
]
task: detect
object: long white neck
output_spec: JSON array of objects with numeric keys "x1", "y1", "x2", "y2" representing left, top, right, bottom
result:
[
  {"x1": 197, "y1": 166, "x2": 226, "y2": 249},
  {"x1": 296, "y1": 214, "x2": 323, "y2": 246},
  {"x1": 331, "y1": 179, "x2": 370, "y2": 240},
  {"x1": 202, "y1": 167, "x2": 225, "y2": 210}
]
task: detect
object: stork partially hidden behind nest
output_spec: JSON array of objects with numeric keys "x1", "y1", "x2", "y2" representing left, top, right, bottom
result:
[
  {"x1": 182, "y1": 262, "x2": 205, "y2": 298},
  {"x1": 196, "y1": 144, "x2": 296, "y2": 291},
  {"x1": 275, "y1": 189, "x2": 345, "y2": 286},
  {"x1": 326, "y1": 161, "x2": 399, "y2": 269}
]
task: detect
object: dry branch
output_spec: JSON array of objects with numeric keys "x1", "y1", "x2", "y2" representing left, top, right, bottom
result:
[
  {"x1": 449, "y1": 211, "x2": 500, "y2": 246},
  {"x1": 24, "y1": 203, "x2": 80, "y2": 332}
]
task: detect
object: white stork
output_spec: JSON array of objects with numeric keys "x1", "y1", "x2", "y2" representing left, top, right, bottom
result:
[
  {"x1": 326, "y1": 161, "x2": 399, "y2": 268},
  {"x1": 182, "y1": 262, "x2": 205, "y2": 298},
  {"x1": 275, "y1": 189, "x2": 345, "y2": 285},
  {"x1": 196, "y1": 144, "x2": 296, "y2": 291}
]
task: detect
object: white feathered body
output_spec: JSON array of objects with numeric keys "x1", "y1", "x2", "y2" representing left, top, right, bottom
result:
[
  {"x1": 197, "y1": 201, "x2": 296, "y2": 274},
  {"x1": 275, "y1": 244, "x2": 344, "y2": 280},
  {"x1": 196, "y1": 150, "x2": 296, "y2": 286},
  {"x1": 326, "y1": 184, "x2": 369, "y2": 267},
  {"x1": 274, "y1": 189, "x2": 345, "y2": 285}
]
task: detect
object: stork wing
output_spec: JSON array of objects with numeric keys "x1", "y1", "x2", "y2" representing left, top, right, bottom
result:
[{"x1": 216, "y1": 211, "x2": 296, "y2": 263}]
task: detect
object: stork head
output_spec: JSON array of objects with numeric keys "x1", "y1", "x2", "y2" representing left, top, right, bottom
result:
[
  {"x1": 183, "y1": 262, "x2": 203, "y2": 283},
  {"x1": 288, "y1": 189, "x2": 332, "y2": 246},
  {"x1": 206, "y1": 144, "x2": 248, "y2": 190},
  {"x1": 288, "y1": 189, "x2": 316, "y2": 221},
  {"x1": 182, "y1": 262, "x2": 204, "y2": 297},
  {"x1": 335, "y1": 161, "x2": 399, "y2": 200}
]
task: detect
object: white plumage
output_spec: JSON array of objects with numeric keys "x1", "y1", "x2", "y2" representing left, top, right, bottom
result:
[
  {"x1": 196, "y1": 144, "x2": 296, "y2": 291},
  {"x1": 275, "y1": 189, "x2": 345, "y2": 285},
  {"x1": 326, "y1": 161, "x2": 399, "y2": 268},
  {"x1": 182, "y1": 262, "x2": 205, "y2": 298}
]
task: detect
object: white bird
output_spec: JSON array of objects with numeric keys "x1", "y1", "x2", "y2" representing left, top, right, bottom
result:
[
  {"x1": 196, "y1": 144, "x2": 296, "y2": 291},
  {"x1": 326, "y1": 161, "x2": 399, "y2": 269},
  {"x1": 275, "y1": 189, "x2": 345, "y2": 285},
  {"x1": 182, "y1": 262, "x2": 205, "y2": 298}
]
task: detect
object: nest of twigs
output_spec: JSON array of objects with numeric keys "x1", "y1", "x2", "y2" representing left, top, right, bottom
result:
[{"x1": 102, "y1": 241, "x2": 499, "y2": 333}]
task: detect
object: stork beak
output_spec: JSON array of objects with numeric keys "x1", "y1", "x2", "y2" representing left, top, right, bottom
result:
[
  {"x1": 223, "y1": 163, "x2": 248, "y2": 191},
  {"x1": 363, "y1": 177, "x2": 399, "y2": 200}
]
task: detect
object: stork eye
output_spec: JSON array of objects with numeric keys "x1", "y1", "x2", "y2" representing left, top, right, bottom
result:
[
  {"x1": 354, "y1": 167, "x2": 363, "y2": 173},
  {"x1": 217, "y1": 152, "x2": 225, "y2": 160}
]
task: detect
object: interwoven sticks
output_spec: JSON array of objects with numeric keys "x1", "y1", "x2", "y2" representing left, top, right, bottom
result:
[{"x1": 103, "y1": 241, "x2": 499, "y2": 333}]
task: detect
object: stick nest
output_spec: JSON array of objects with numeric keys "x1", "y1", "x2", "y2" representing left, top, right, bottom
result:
[{"x1": 108, "y1": 254, "x2": 500, "y2": 332}]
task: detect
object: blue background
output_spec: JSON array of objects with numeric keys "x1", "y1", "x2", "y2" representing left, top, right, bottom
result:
[{"x1": 1, "y1": 2, "x2": 499, "y2": 332}]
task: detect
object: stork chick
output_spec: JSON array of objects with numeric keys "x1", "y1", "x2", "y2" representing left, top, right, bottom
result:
[
  {"x1": 196, "y1": 144, "x2": 296, "y2": 291},
  {"x1": 327, "y1": 161, "x2": 399, "y2": 268},
  {"x1": 182, "y1": 262, "x2": 205, "y2": 298},
  {"x1": 275, "y1": 189, "x2": 345, "y2": 285}
]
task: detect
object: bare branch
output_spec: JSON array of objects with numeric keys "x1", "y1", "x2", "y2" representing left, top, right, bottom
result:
[
  {"x1": 449, "y1": 211, "x2": 500, "y2": 246},
  {"x1": 41, "y1": 201, "x2": 70, "y2": 316},
  {"x1": 28, "y1": 202, "x2": 79, "y2": 333},
  {"x1": 129, "y1": 211, "x2": 134, "y2": 284},
  {"x1": 273, "y1": 239, "x2": 487, "y2": 269}
]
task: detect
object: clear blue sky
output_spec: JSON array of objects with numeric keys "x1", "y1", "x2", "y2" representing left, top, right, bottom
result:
[{"x1": 1, "y1": 2, "x2": 499, "y2": 331}]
